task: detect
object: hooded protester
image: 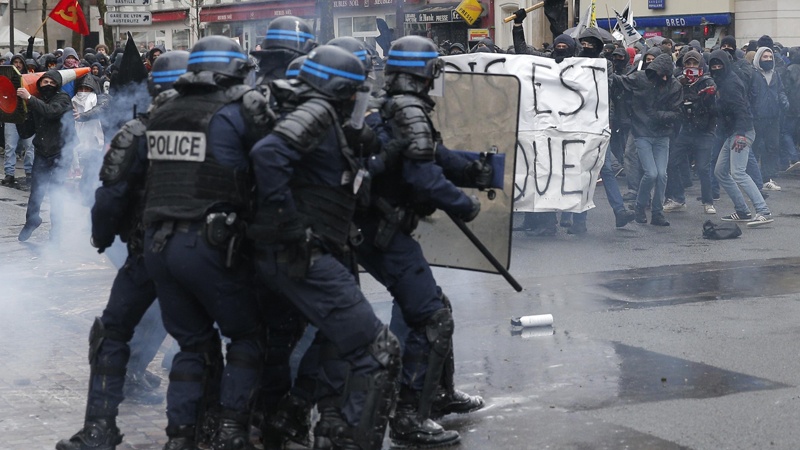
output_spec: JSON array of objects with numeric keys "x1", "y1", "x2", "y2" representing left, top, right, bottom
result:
[
  {"x1": 709, "y1": 49, "x2": 773, "y2": 226},
  {"x1": 551, "y1": 33, "x2": 577, "y2": 63},
  {"x1": 16, "y1": 70, "x2": 75, "y2": 242},
  {"x1": 603, "y1": 43, "x2": 616, "y2": 60},
  {"x1": 612, "y1": 53, "x2": 683, "y2": 226},
  {"x1": 448, "y1": 42, "x2": 466, "y2": 55},
  {"x1": 783, "y1": 47, "x2": 800, "y2": 171},
  {"x1": 721, "y1": 35, "x2": 756, "y2": 94},
  {"x1": 60, "y1": 47, "x2": 80, "y2": 69},
  {"x1": 664, "y1": 50, "x2": 718, "y2": 213},
  {"x1": 473, "y1": 37, "x2": 498, "y2": 53},
  {"x1": 73, "y1": 74, "x2": 108, "y2": 205},
  {"x1": 634, "y1": 47, "x2": 662, "y2": 72},
  {"x1": 611, "y1": 47, "x2": 629, "y2": 74},
  {"x1": 577, "y1": 27, "x2": 605, "y2": 58},
  {"x1": 749, "y1": 46, "x2": 790, "y2": 187}
]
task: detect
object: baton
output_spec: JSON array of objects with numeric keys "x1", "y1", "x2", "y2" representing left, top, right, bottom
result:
[
  {"x1": 503, "y1": 1, "x2": 546, "y2": 24},
  {"x1": 447, "y1": 213, "x2": 523, "y2": 292}
]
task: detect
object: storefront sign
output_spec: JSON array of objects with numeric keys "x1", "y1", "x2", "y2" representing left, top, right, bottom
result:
[
  {"x1": 643, "y1": 31, "x2": 662, "y2": 38},
  {"x1": 648, "y1": 0, "x2": 665, "y2": 9},
  {"x1": 105, "y1": 11, "x2": 152, "y2": 25},
  {"x1": 152, "y1": 10, "x2": 188, "y2": 23},
  {"x1": 405, "y1": 9, "x2": 459, "y2": 23},
  {"x1": 455, "y1": 0, "x2": 482, "y2": 25},
  {"x1": 200, "y1": 1, "x2": 316, "y2": 23},
  {"x1": 332, "y1": 0, "x2": 399, "y2": 7},
  {"x1": 597, "y1": 13, "x2": 731, "y2": 29},
  {"x1": 467, "y1": 28, "x2": 489, "y2": 41}
]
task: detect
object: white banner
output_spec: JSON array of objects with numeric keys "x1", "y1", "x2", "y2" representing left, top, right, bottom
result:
[
  {"x1": 442, "y1": 54, "x2": 610, "y2": 213},
  {"x1": 615, "y1": 4, "x2": 642, "y2": 47}
]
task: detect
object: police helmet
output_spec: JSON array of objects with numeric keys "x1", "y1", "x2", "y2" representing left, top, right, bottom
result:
[
  {"x1": 261, "y1": 16, "x2": 316, "y2": 55},
  {"x1": 187, "y1": 36, "x2": 251, "y2": 80},
  {"x1": 327, "y1": 37, "x2": 372, "y2": 73},
  {"x1": 148, "y1": 50, "x2": 189, "y2": 96},
  {"x1": 385, "y1": 35, "x2": 443, "y2": 81},
  {"x1": 298, "y1": 45, "x2": 366, "y2": 102},
  {"x1": 285, "y1": 55, "x2": 307, "y2": 79}
]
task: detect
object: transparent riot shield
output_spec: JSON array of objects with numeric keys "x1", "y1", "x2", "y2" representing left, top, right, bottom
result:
[{"x1": 415, "y1": 71, "x2": 520, "y2": 273}]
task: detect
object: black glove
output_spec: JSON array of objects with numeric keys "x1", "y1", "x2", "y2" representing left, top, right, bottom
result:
[
  {"x1": 90, "y1": 234, "x2": 113, "y2": 254},
  {"x1": 344, "y1": 124, "x2": 380, "y2": 156},
  {"x1": 465, "y1": 159, "x2": 493, "y2": 189},
  {"x1": 28, "y1": 36, "x2": 34, "y2": 45},
  {"x1": 513, "y1": 8, "x2": 527, "y2": 24},
  {"x1": 378, "y1": 138, "x2": 410, "y2": 170},
  {"x1": 459, "y1": 195, "x2": 481, "y2": 223}
]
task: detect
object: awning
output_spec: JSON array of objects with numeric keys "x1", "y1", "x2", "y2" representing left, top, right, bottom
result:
[
  {"x1": 404, "y1": 3, "x2": 462, "y2": 24},
  {"x1": 597, "y1": 13, "x2": 732, "y2": 29},
  {"x1": 152, "y1": 10, "x2": 188, "y2": 23},
  {"x1": 200, "y1": 0, "x2": 316, "y2": 23}
]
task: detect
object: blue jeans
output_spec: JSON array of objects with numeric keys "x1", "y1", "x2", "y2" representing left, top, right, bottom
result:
[
  {"x1": 666, "y1": 131, "x2": 714, "y2": 204},
  {"x1": 635, "y1": 137, "x2": 670, "y2": 214},
  {"x1": 4, "y1": 124, "x2": 34, "y2": 176},
  {"x1": 711, "y1": 135, "x2": 763, "y2": 195},
  {"x1": 714, "y1": 130, "x2": 770, "y2": 216}
]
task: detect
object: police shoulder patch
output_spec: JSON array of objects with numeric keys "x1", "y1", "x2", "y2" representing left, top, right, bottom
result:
[{"x1": 147, "y1": 131, "x2": 207, "y2": 162}]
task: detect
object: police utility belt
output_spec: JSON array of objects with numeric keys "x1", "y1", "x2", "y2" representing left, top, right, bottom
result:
[
  {"x1": 151, "y1": 212, "x2": 243, "y2": 268},
  {"x1": 373, "y1": 198, "x2": 420, "y2": 251}
]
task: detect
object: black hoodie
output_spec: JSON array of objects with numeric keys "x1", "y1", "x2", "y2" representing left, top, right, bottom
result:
[
  {"x1": 709, "y1": 49, "x2": 753, "y2": 137},
  {"x1": 613, "y1": 53, "x2": 683, "y2": 138},
  {"x1": 28, "y1": 70, "x2": 73, "y2": 158}
]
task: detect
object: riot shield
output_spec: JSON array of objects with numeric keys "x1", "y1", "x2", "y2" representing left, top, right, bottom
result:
[{"x1": 415, "y1": 71, "x2": 520, "y2": 273}]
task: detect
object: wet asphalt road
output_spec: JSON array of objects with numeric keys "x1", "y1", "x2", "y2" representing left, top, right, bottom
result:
[{"x1": 3, "y1": 171, "x2": 800, "y2": 449}]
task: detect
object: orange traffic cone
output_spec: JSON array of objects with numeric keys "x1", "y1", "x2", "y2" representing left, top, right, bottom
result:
[{"x1": 0, "y1": 67, "x2": 90, "y2": 122}]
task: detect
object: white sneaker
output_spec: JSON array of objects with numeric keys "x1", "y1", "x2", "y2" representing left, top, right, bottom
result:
[
  {"x1": 663, "y1": 199, "x2": 687, "y2": 212},
  {"x1": 786, "y1": 161, "x2": 800, "y2": 172},
  {"x1": 703, "y1": 204, "x2": 716, "y2": 214},
  {"x1": 763, "y1": 180, "x2": 781, "y2": 191},
  {"x1": 747, "y1": 214, "x2": 774, "y2": 227}
]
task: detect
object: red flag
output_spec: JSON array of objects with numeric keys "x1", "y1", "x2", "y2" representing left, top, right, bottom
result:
[{"x1": 49, "y1": 0, "x2": 90, "y2": 36}]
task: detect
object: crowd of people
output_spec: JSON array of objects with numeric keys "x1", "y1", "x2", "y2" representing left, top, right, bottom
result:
[
  {"x1": 452, "y1": 8, "x2": 800, "y2": 234},
  {"x1": 4, "y1": 8, "x2": 796, "y2": 450},
  {"x1": 0, "y1": 15, "x2": 497, "y2": 450}
]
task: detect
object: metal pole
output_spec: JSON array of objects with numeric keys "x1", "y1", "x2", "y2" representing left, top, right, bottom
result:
[
  {"x1": 10, "y1": 0, "x2": 15, "y2": 53},
  {"x1": 567, "y1": 0, "x2": 574, "y2": 28},
  {"x1": 447, "y1": 213, "x2": 523, "y2": 292}
]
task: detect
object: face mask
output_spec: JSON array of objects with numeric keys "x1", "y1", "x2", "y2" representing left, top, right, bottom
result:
[
  {"x1": 760, "y1": 59, "x2": 774, "y2": 71},
  {"x1": 683, "y1": 67, "x2": 703, "y2": 83},
  {"x1": 74, "y1": 92, "x2": 90, "y2": 101},
  {"x1": 39, "y1": 85, "x2": 57, "y2": 98},
  {"x1": 723, "y1": 47, "x2": 736, "y2": 58},
  {"x1": 613, "y1": 59, "x2": 627, "y2": 72}
]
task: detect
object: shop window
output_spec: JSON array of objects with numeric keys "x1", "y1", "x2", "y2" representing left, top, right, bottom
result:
[
  {"x1": 338, "y1": 17, "x2": 354, "y2": 36},
  {"x1": 353, "y1": 16, "x2": 377, "y2": 33}
]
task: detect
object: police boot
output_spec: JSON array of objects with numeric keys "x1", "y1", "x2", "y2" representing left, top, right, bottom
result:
[
  {"x1": 266, "y1": 392, "x2": 312, "y2": 447},
  {"x1": 56, "y1": 417, "x2": 123, "y2": 450},
  {"x1": 312, "y1": 406, "x2": 360, "y2": 450},
  {"x1": 162, "y1": 425, "x2": 197, "y2": 450},
  {"x1": 431, "y1": 388, "x2": 485, "y2": 418},
  {"x1": 210, "y1": 411, "x2": 255, "y2": 450},
  {"x1": 389, "y1": 389, "x2": 460, "y2": 449}
]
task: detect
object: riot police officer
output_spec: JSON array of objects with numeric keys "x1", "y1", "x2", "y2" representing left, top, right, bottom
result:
[
  {"x1": 248, "y1": 45, "x2": 400, "y2": 450},
  {"x1": 55, "y1": 50, "x2": 190, "y2": 450},
  {"x1": 142, "y1": 36, "x2": 270, "y2": 450},
  {"x1": 361, "y1": 35, "x2": 488, "y2": 447},
  {"x1": 251, "y1": 15, "x2": 316, "y2": 87}
]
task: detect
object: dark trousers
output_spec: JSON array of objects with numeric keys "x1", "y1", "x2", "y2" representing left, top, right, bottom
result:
[
  {"x1": 753, "y1": 118, "x2": 781, "y2": 181},
  {"x1": 87, "y1": 254, "x2": 158, "y2": 418},
  {"x1": 255, "y1": 247, "x2": 383, "y2": 426},
  {"x1": 355, "y1": 217, "x2": 446, "y2": 391},
  {"x1": 26, "y1": 153, "x2": 70, "y2": 235},
  {"x1": 666, "y1": 131, "x2": 715, "y2": 204},
  {"x1": 144, "y1": 224, "x2": 263, "y2": 426}
]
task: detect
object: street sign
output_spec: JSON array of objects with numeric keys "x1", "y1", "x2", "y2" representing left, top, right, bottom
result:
[
  {"x1": 105, "y1": 0, "x2": 151, "y2": 6},
  {"x1": 104, "y1": 11, "x2": 152, "y2": 25}
]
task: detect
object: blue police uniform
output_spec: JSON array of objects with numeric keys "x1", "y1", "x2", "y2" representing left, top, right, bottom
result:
[{"x1": 142, "y1": 68, "x2": 267, "y2": 448}]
